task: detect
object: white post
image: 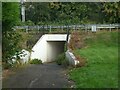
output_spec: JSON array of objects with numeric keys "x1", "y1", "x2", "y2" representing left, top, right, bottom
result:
[
  {"x1": 109, "y1": 24, "x2": 111, "y2": 32},
  {"x1": 26, "y1": 28, "x2": 28, "y2": 33},
  {"x1": 21, "y1": 0, "x2": 26, "y2": 22},
  {"x1": 92, "y1": 25, "x2": 96, "y2": 32}
]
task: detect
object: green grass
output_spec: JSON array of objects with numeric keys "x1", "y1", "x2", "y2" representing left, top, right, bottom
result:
[{"x1": 69, "y1": 31, "x2": 118, "y2": 88}]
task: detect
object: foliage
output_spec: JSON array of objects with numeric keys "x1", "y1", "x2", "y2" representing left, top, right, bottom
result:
[
  {"x1": 2, "y1": 2, "x2": 24, "y2": 69},
  {"x1": 62, "y1": 58, "x2": 69, "y2": 68},
  {"x1": 55, "y1": 53, "x2": 69, "y2": 67},
  {"x1": 25, "y1": 2, "x2": 50, "y2": 24},
  {"x1": 25, "y1": 2, "x2": 119, "y2": 24},
  {"x1": 2, "y1": 2, "x2": 20, "y2": 31},
  {"x1": 16, "y1": 30, "x2": 33, "y2": 50},
  {"x1": 69, "y1": 31, "x2": 118, "y2": 88},
  {"x1": 102, "y1": 2, "x2": 120, "y2": 23},
  {"x1": 56, "y1": 53, "x2": 65, "y2": 65},
  {"x1": 2, "y1": 31, "x2": 22, "y2": 63},
  {"x1": 25, "y1": 20, "x2": 35, "y2": 26},
  {"x1": 29, "y1": 59, "x2": 42, "y2": 64}
]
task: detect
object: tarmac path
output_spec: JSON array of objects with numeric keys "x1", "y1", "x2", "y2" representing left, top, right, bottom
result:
[{"x1": 2, "y1": 63, "x2": 73, "y2": 88}]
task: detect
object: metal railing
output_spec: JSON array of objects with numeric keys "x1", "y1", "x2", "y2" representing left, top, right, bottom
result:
[{"x1": 14, "y1": 24, "x2": 120, "y2": 32}]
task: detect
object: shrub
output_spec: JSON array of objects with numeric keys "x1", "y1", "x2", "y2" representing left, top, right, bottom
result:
[
  {"x1": 55, "y1": 53, "x2": 69, "y2": 67},
  {"x1": 29, "y1": 59, "x2": 42, "y2": 64},
  {"x1": 56, "y1": 53, "x2": 65, "y2": 65},
  {"x1": 62, "y1": 58, "x2": 69, "y2": 67}
]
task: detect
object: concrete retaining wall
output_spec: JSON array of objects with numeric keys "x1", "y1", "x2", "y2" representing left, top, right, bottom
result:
[
  {"x1": 65, "y1": 50, "x2": 79, "y2": 66},
  {"x1": 31, "y1": 35, "x2": 48, "y2": 62}
]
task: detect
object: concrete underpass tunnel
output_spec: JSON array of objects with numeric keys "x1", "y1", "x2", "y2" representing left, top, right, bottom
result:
[
  {"x1": 31, "y1": 34, "x2": 69, "y2": 63},
  {"x1": 47, "y1": 41, "x2": 66, "y2": 62}
]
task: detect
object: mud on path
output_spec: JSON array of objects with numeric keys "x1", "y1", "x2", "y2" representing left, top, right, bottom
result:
[{"x1": 2, "y1": 63, "x2": 74, "y2": 88}]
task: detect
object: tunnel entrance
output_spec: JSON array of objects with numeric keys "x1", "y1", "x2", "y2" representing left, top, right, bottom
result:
[
  {"x1": 31, "y1": 34, "x2": 68, "y2": 63},
  {"x1": 47, "y1": 41, "x2": 66, "y2": 62}
]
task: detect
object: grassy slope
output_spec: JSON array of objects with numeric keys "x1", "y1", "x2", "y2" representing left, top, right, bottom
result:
[{"x1": 69, "y1": 31, "x2": 118, "y2": 88}]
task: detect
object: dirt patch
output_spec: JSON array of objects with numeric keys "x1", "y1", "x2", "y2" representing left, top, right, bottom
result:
[{"x1": 2, "y1": 69, "x2": 15, "y2": 80}]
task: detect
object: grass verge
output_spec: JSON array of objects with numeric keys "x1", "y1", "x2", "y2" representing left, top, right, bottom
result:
[{"x1": 69, "y1": 31, "x2": 118, "y2": 88}]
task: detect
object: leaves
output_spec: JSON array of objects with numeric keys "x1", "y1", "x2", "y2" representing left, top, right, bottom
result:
[
  {"x1": 2, "y1": 2, "x2": 20, "y2": 31},
  {"x1": 102, "y1": 2, "x2": 120, "y2": 23},
  {"x1": 25, "y1": 2, "x2": 119, "y2": 24},
  {"x1": 2, "y1": 2, "x2": 22, "y2": 64}
]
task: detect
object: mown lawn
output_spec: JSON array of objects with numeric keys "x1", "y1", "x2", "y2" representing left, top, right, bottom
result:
[{"x1": 69, "y1": 31, "x2": 118, "y2": 88}]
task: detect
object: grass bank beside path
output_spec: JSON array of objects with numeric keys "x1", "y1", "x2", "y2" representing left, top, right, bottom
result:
[{"x1": 69, "y1": 31, "x2": 118, "y2": 88}]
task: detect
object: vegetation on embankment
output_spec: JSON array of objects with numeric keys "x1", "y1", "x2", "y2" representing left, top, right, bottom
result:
[
  {"x1": 69, "y1": 31, "x2": 118, "y2": 88},
  {"x1": 55, "y1": 53, "x2": 69, "y2": 68}
]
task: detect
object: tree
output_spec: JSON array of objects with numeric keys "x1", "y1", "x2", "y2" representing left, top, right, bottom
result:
[
  {"x1": 102, "y1": 2, "x2": 120, "y2": 23},
  {"x1": 2, "y1": 2, "x2": 20, "y2": 31},
  {"x1": 25, "y1": 2, "x2": 120, "y2": 25},
  {"x1": 25, "y1": 2, "x2": 50, "y2": 24},
  {"x1": 2, "y1": 2, "x2": 22, "y2": 67}
]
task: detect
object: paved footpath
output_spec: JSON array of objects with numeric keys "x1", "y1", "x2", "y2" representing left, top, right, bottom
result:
[{"x1": 2, "y1": 63, "x2": 74, "y2": 88}]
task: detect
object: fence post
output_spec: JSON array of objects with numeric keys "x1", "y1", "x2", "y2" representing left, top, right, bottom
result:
[
  {"x1": 117, "y1": 26, "x2": 118, "y2": 31},
  {"x1": 85, "y1": 25, "x2": 87, "y2": 32},
  {"x1": 49, "y1": 26, "x2": 51, "y2": 33},
  {"x1": 26, "y1": 26, "x2": 28, "y2": 33},
  {"x1": 37, "y1": 25, "x2": 39, "y2": 33},
  {"x1": 42, "y1": 25, "x2": 44, "y2": 34},
  {"x1": 91, "y1": 25, "x2": 96, "y2": 32},
  {"x1": 109, "y1": 24, "x2": 111, "y2": 32},
  {"x1": 62, "y1": 26, "x2": 63, "y2": 31}
]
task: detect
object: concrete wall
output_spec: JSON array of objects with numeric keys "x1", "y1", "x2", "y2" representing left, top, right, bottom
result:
[
  {"x1": 31, "y1": 34, "x2": 67, "y2": 63},
  {"x1": 65, "y1": 50, "x2": 79, "y2": 66},
  {"x1": 31, "y1": 35, "x2": 48, "y2": 62}
]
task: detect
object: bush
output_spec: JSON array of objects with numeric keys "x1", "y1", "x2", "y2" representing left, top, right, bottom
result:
[
  {"x1": 55, "y1": 53, "x2": 69, "y2": 67},
  {"x1": 56, "y1": 53, "x2": 65, "y2": 65},
  {"x1": 62, "y1": 58, "x2": 69, "y2": 67},
  {"x1": 29, "y1": 59, "x2": 42, "y2": 64}
]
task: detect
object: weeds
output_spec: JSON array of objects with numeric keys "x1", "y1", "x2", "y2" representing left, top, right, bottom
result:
[
  {"x1": 68, "y1": 31, "x2": 85, "y2": 50},
  {"x1": 55, "y1": 53, "x2": 69, "y2": 67},
  {"x1": 29, "y1": 59, "x2": 42, "y2": 64}
]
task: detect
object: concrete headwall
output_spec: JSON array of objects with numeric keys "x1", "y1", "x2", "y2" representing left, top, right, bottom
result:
[
  {"x1": 31, "y1": 34, "x2": 67, "y2": 63},
  {"x1": 31, "y1": 35, "x2": 48, "y2": 62}
]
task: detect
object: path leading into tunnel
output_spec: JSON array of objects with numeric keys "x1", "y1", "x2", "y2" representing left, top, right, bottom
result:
[{"x1": 3, "y1": 63, "x2": 74, "y2": 88}]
